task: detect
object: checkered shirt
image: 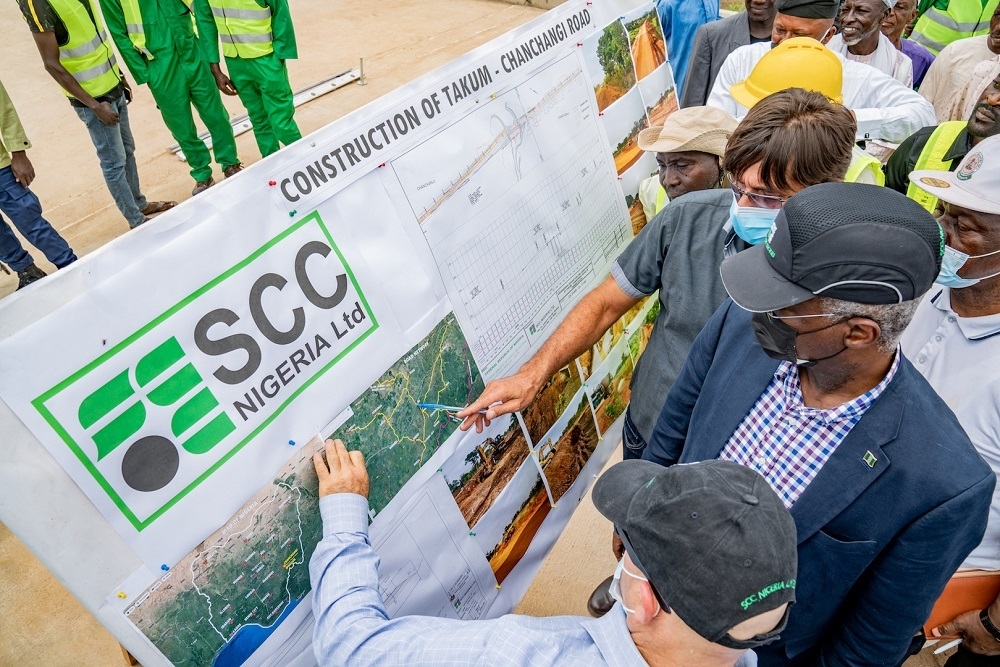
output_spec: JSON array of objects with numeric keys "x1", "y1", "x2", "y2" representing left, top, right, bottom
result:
[{"x1": 719, "y1": 351, "x2": 901, "y2": 508}]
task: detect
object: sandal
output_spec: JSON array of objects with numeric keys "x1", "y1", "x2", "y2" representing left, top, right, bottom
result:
[{"x1": 141, "y1": 201, "x2": 178, "y2": 216}]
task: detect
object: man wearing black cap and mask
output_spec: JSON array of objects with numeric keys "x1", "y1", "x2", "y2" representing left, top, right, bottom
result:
[
  {"x1": 707, "y1": 0, "x2": 935, "y2": 143},
  {"x1": 307, "y1": 439, "x2": 798, "y2": 667},
  {"x1": 641, "y1": 183, "x2": 995, "y2": 665}
]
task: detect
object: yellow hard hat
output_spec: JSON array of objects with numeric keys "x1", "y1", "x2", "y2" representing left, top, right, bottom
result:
[{"x1": 730, "y1": 37, "x2": 844, "y2": 108}]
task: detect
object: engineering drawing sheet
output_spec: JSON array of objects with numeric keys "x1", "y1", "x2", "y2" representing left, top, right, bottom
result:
[
  {"x1": 370, "y1": 476, "x2": 497, "y2": 620},
  {"x1": 390, "y1": 53, "x2": 631, "y2": 379},
  {"x1": 0, "y1": 2, "x2": 677, "y2": 666}
]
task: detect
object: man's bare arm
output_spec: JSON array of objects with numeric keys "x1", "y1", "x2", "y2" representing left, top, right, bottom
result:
[
  {"x1": 457, "y1": 275, "x2": 641, "y2": 432},
  {"x1": 31, "y1": 32, "x2": 119, "y2": 125}
]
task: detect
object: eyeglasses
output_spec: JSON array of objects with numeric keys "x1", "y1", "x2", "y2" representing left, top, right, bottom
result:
[
  {"x1": 728, "y1": 177, "x2": 787, "y2": 210},
  {"x1": 765, "y1": 311, "x2": 842, "y2": 321}
]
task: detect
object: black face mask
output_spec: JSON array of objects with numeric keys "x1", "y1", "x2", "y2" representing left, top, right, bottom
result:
[{"x1": 751, "y1": 312, "x2": 850, "y2": 367}]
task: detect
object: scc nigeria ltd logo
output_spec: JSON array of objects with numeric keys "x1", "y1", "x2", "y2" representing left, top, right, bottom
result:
[
  {"x1": 31, "y1": 212, "x2": 377, "y2": 531},
  {"x1": 77, "y1": 336, "x2": 235, "y2": 494}
]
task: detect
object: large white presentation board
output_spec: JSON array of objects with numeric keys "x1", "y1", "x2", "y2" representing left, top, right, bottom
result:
[{"x1": 0, "y1": 2, "x2": 676, "y2": 664}]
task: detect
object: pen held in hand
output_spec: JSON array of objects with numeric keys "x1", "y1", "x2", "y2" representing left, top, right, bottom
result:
[
  {"x1": 933, "y1": 638, "x2": 963, "y2": 654},
  {"x1": 416, "y1": 402, "x2": 489, "y2": 414}
]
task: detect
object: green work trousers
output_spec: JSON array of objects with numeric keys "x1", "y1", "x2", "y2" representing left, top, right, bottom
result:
[
  {"x1": 226, "y1": 52, "x2": 301, "y2": 157},
  {"x1": 147, "y1": 47, "x2": 239, "y2": 182}
]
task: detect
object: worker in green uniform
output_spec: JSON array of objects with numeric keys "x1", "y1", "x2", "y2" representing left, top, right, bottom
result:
[
  {"x1": 18, "y1": 0, "x2": 177, "y2": 229},
  {"x1": 192, "y1": 0, "x2": 301, "y2": 158},
  {"x1": 100, "y1": 0, "x2": 243, "y2": 195}
]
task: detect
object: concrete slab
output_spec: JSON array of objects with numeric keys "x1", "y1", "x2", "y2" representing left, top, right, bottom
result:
[{"x1": 0, "y1": 1, "x2": 541, "y2": 663}]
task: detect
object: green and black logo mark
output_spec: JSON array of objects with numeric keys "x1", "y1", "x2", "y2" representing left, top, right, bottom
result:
[
  {"x1": 78, "y1": 337, "x2": 235, "y2": 492},
  {"x1": 32, "y1": 212, "x2": 377, "y2": 531}
]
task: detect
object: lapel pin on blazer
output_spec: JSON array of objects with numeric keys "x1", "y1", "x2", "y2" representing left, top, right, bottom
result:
[{"x1": 862, "y1": 451, "x2": 878, "y2": 469}]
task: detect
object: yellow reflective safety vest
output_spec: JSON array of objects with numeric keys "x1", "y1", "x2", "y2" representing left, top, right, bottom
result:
[
  {"x1": 209, "y1": 0, "x2": 273, "y2": 59},
  {"x1": 654, "y1": 185, "x2": 667, "y2": 214},
  {"x1": 119, "y1": 0, "x2": 153, "y2": 58},
  {"x1": 119, "y1": 0, "x2": 196, "y2": 60},
  {"x1": 906, "y1": 121, "x2": 967, "y2": 211},
  {"x1": 47, "y1": 0, "x2": 121, "y2": 98},
  {"x1": 638, "y1": 175, "x2": 668, "y2": 222},
  {"x1": 846, "y1": 147, "x2": 886, "y2": 186},
  {"x1": 911, "y1": 0, "x2": 1000, "y2": 54}
]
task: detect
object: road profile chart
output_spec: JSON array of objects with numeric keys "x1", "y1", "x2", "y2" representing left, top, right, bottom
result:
[{"x1": 390, "y1": 53, "x2": 632, "y2": 380}]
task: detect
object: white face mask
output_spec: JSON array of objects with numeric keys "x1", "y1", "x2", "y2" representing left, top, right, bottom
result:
[{"x1": 609, "y1": 558, "x2": 660, "y2": 617}]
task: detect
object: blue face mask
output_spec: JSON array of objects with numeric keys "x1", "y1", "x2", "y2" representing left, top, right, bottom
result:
[
  {"x1": 936, "y1": 245, "x2": 1000, "y2": 288},
  {"x1": 729, "y1": 197, "x2": 780, "y2": 245}
]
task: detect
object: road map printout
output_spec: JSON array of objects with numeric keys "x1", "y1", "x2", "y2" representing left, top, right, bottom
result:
[{"x1": 0, "y1": 2, "x2": 676, "y2": 666}]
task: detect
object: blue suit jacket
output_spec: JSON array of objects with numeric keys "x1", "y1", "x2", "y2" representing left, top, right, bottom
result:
[{"x1": 643, "y1": 301, "x2": 995, "y2": 666}]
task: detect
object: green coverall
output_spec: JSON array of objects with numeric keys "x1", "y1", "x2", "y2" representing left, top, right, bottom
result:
[
  {"x1": 192, "y1": 0, "x2": 301, "y2": 157},
  {"x1": 101, "y1": 0, "x2": 240, "y2": 182}
]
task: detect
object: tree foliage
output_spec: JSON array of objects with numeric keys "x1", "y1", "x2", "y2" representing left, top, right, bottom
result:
[{"x1": 597, "y1": 22, "x2": 635, "y2": 89}]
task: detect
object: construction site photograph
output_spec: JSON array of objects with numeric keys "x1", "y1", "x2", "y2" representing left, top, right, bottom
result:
[
  {"x1": 624, "y1": 8, "x2": 667, "y2": 80},
  {"x1": 601, "y1": 86, "x2": 649, "y2": 175},
  {"x1": 583, "y1": 20, "x2": 637, "y2": 112},
  {"x1": 644, "y1": 86, "x2": 679, "y2": 128},
  {"x1": 625, "y1": 188, "x2": 648, "y2": 236},
  {"x1": 587, "y1": 344, "x2": 636, "y2": 435},
  {"x1": 628, "y1": 298, "x2": 660, "y2": 362},
  {"x1": 533, "y1": 393, "x2": 599, "y2": 502},
  {"x1": 441, "y1": 414, "x2": 532, "y2": 529},
  {"x1": 618, "y1": 144, "x2": 658, "y2": 236},
  {"x1": 521, "y1": 363, "x2": 583, "y2": 444},
  {"x1": 482, "y1": 459, "x2": 550, "y2": 583}
]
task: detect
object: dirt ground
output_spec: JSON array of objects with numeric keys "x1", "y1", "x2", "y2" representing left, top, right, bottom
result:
[
  {"x1": 647, "y1": 89, "x2": 680, "y2": 126},
  {"x1": 0, "y1": 0, "x2": 544, "y2": 297},
  {"x1": 630, "y1": 19, "x2": 666, "y2": 79},
  {"x1": 614, "y1": 136, "x2": 644, "y2": 174},
  {"x1": 0, "y1": 1, "x2": 543, "y2": 663}
]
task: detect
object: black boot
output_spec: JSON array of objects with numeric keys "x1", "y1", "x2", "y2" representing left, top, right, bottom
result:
[
  {"x1": 587, "y1": 576, "x2": 615, "y2": 617},
  {"x1": 16, "y1": 263, "x2": 46, "y2": 290}
]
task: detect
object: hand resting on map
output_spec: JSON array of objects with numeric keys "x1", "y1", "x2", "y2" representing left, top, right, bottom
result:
[{"x1": 313, "y1": 439, "x2": 370, "y2": 499}]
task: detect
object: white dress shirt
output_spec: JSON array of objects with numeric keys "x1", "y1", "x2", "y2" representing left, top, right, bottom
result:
[
  {"x1": 918, "y1": 35, "x2": 995, "y2": 121},
  {"x1": 707, "y1": 42, "x2": 936, "y2": 142},
  {"x1": 827, "y1": 32, "x2": 914, "y2": 88},
  {"x1": 900, "y1": 287, "x2": 1000, "y2": 571}
]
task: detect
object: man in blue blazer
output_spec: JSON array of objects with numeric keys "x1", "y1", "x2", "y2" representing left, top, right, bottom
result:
[{"x1": 643, "y1": 182, "x2": 995, "y2": 666}]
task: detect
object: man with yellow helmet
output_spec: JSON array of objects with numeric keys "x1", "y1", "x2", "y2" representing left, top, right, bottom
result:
[{"x1": 728, "y1": 37, "x2": 885, "y2": 186}]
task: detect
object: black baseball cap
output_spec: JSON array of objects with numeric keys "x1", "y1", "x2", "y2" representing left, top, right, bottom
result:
[
  {"x1": 775, "y1": 0, "x2": 840, "y2": 19},
  {"x1": 721, "y1": 183, "x2": 944, "y2": 313},
  {"x1": 593, "y1": 459, "x2": 797, "y2": 649}
]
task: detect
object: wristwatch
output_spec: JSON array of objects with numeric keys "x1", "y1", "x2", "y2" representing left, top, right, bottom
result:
[{"x1": 979, "y1": 608, "x2": 1000, "y2": 642}]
